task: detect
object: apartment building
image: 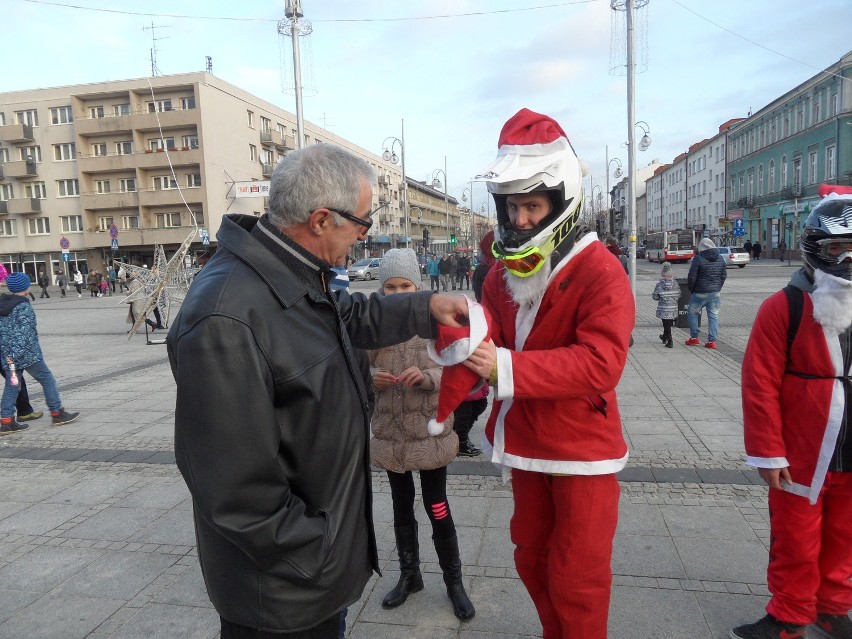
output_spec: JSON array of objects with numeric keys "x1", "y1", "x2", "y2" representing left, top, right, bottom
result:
[
  {"x1": 0, "y1": 72, "x2": 405, "y2": 280},
  {"x1": 609, "y1": 159, "x2": 664, "y2": 241},
  {"x1": 726, "y1": 50, "x2": 851, "y2": 255}
]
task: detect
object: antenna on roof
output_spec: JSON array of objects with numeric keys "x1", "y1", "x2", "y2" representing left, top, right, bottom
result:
[
  {"x1": 142, "y1": 20, "x2": 171, "y2": 77},
  {"x1": 205, "y1": 56, "x2": 213, "y2": 73}
]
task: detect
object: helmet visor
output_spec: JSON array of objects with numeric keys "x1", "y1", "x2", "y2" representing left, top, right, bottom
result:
[{"x1": 816, "y1": 238, "x2": 852, "y2": 264}]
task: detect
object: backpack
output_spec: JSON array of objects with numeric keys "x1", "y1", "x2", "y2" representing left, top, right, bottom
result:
[{"x1": 782, "y1": 285, "x2": 803, "y2": 363}]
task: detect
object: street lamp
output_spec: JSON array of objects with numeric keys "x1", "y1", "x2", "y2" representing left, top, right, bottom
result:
[
  {"x1": 461, "y1": 186, "x2": 474, "y2": 248},
  {"x1": 431, "y1": 157, "x2": 449, "y2": 250},
  {"x1": 626, "y1": 119, "x2": 652, "y2": 296},
  {"x1": 381, "y1": 120, "x2": 409, "y2": 248},
  {"x1": 635, "y1": 121, "x2": 652, "y2": 152},
  {"x1": 410, "y1": 205, "x2": 426, "y2": 251},
  {"x1": 591, "y1": 185, "x2": 603, "y2": 215}
]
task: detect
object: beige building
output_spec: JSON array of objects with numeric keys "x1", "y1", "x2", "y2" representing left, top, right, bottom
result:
[{"x1": 0, "y1": 72, "x2": 405, "y2": 280}]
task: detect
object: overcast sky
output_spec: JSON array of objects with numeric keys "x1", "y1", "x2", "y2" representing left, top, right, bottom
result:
[{"x1": 4, "y1": 0, "x2": 850, "y2": 214}]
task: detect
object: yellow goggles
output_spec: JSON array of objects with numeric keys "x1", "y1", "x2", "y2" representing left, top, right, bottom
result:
[{"x1": 492, "y1": 242, "x2": 547, "y2": 277}]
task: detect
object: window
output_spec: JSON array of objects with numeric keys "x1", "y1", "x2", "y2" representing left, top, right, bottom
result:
[
  {"x1": 262, "y1": 149, "x2": 274, "y2": 165},
  {"x1": 20, "y1": 146, "x2": 41, "y2": 162},
  {"x1": 116, "y1": 141, "x2": 132, "y2": 155},
  {"x1": 60, "y1": 215, "x2": 83, "y2": 233},
  {"x1": 24, "y1": 182, "x2": 46, "y2": 199},
  {"x1": 153, "y1": 175, "x2": 178, "y2": 190},
  {"x1": 182, "y1": 135, "x2": 198, "y2": 149},
  {"x1": 738, "y1": 176, "x2": 744, "y2": 199},
  {"x1": 249, "y1": 144, "x2": 257, "y2": 162},
  {"x1": 89, "y1": 105, "x2": 105, "y2": 119},
  {"x1": 98, "y1": 217, "x2": 114, "y2": 231},
  {"x1": 148, "y1": 99, "x2": 173, "y2": 113},
  {"x1": 53, "y1": 143, "x2": 76, "y2": 161},
  {"x1": 0, "y1": 184, "x2": 13, "y2": 201},
  {"x1": 813, "y1": 99, "x2": 821, "y2": 123},
  {"x1": 261, "y1": 116, "x2": 271, "y2": 132},
  {"x1": 768, "y1": 160, "x2": 775, "y2": 192},
  {"x1": 122, "y1": 215, "x2": 139, "y2": 230},
  {"x1": 247, "y1": 110, "x2": 254, "y2": 127},
  {"x1": 15, "y1": 110, "x2": 38, "y2": 127},
  {"x1": 0, "y1": 148, "x2": 7, "y2": 162},
  {"x1": 809, "y1": 151, "x2": 818, "y2": 184},
  {"x1": 781, "y1": 155, "x2": 787, "y2": 187},
  {"x1": 156, "y1": 212, "x2": 181, "y2": 228},
  {"x1": 92, "y1": 143, "x2": 108, "y2": 157},
  {"x1": 180, "y1": 96, "x2": 196, "y2": 110},
  {"x1": 113, "y1": 103, "x2": 131, "y2": 117},
  {"x1": 50, "y1": 106, "x2": 73, "y2": 125},
  {"x1": 187, "y1": 174, "x2": 202, "y2": 187},
  {"x1": 826, "y1": 145, "x2": 836, "y2": 180},
  {"x1": 758, "y1": 165, "x2": 764, "y2": 196},
  {"x1": 27, "y1": 217, "x2": 50, "y2": 235},
  {"x1": 793, "y1": 158, "x2": 802, "y2": 189},
  {"x1": 119, "y1": 178, "x2": 136, "y2": 192},
  {"x1": 0, "y1": 220, "x2": 16, "y2": 237},
  {"x1": 95, "y1": 179, "x2": 111, "y2": 194},
  {"x1": 0, "y1": 113, "x2": 4, "y2": 126},
  {"x1": 831, "y1": 92, "x2": 839, "y2": 116},
  {"x1": 57, "y1": 179, "x2": 80, "y2": 197},
  {"x1": 149, "y1": 137, "x2": 176, "y2": 151}
]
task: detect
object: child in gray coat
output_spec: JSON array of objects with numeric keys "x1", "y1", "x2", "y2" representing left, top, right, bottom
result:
[{"x1": 652, "y1": 262, "x2": 679, "y2": 348}]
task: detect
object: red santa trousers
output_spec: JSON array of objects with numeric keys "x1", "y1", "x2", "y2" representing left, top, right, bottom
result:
[
  {"x1": 510, "y1": 470, "x2": 620, "y2": 639},
  {"x1": 766, "y1": 471, "x2": 852, "y2": 625}
]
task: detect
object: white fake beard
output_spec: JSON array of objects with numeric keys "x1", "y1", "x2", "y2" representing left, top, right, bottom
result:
[
  {"x1": 504, "y1": 259, "x2": 553, "y2": 307},
  {"x1": 811, "y1": 269, "x2": 852, "y2": 334}
]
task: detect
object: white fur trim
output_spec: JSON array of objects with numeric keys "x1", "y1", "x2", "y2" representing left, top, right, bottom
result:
[
  {"x1": 495, "y1": 347, "x2": 514, "y2": 400},
  {"x1": 427, "y1": 297, "x2": 488, "y2": 365},
  {"x1": 745, "y1": 456, "x2": 789, "y2": 469},
  {"x1": 427, "y1": 419, "x2": 443, "y2": 436}
]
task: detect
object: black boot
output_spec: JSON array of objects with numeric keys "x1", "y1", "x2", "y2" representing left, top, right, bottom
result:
[
  {"x1": 433, "y1": 534, "x2": 475, "y2": 620},
  {"x1": 382, "y1": 524, "x2": 424, "y2": 609}
]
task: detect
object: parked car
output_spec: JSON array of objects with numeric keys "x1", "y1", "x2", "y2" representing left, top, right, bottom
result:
[
  {"x1": 347, "y1": 257, "x2": 382, "y2": 280},
  {"x1": 717, "y1": 247, "x2": 751, "y2": 268},
  {"x1": 636, "y1": 245, "x2": 647, "y2": 259}
]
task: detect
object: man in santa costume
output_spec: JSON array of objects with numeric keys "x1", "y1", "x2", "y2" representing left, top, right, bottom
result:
[
  {"x1": 463, "y1": 108, "x2": 635, "y2": 638},
  {"x1": 731, "y1": 190, "x2": 852, "y2": 639}
]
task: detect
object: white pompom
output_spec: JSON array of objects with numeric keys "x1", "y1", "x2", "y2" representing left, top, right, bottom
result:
[
  {"x1": 578, "y1": 159, "x2": 590, "y2": 177},
  {"x1": 427, "y1": 419, "x2": 443, "y2": 436}
]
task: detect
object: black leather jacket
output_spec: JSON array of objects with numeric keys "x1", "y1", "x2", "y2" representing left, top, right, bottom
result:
[
  {"x1": 687, "y1": 248, "x2": 727, "y2": 294},
  {"x1": 168, "y1": 214, "x2": 434, "y2": 632}
]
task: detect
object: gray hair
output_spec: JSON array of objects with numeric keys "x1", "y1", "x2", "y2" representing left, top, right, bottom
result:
[{"x1": 267, "y1": 144, "x2": 376, "y2": 228}]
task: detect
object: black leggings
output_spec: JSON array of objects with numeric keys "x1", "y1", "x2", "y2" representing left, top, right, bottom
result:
[
  {"x1": 387, "y1": 467, "x2": 455, "y2": 539},
  {"x1": 661, "y1": 318, "x2": 674, "y2": 340},
  {"x1": 452, "y1": 397, "x2": 487, "y2": 444}
]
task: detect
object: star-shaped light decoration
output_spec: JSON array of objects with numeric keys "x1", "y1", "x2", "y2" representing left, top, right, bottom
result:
[{"x1": 116, "y1": 228, "x2": 200, "y2": 338}]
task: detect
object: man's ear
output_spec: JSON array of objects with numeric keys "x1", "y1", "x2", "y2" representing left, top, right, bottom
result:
[{"x1": 307, "y1": 208, "x2": 330, "y2": 236}]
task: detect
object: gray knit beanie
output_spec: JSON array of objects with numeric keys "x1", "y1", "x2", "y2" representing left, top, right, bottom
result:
[
  {"x1": 698, "y1": 238, "x2": 716, "y2": 251},
  {"x1": 661, "y1": 262, "x2": 672, "y2": 277},
  {"x1": 379, "y1": 248, "x2": 421, "y2": 290}
]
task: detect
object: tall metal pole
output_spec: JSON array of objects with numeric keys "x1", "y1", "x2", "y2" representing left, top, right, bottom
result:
[
  {"x1": 626, "y1": 0, "x2": 637, "y2": 298},
  {"x1": 401, "y1": 119, "x2": 409, "y2": 248},
  {"x1": 286, "y1": 0, "x2": 305, "y2": 149},
  {"x1": 605, "y1": 145, "x2": 610, "y2": 236},
  {"x1": 444, "y1": 155, "x2": 449, "y2": 248}
]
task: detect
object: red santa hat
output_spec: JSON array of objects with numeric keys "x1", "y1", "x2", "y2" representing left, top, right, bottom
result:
[{"x1": 426, "y1": 297, "x2": 492, "y2": 436}]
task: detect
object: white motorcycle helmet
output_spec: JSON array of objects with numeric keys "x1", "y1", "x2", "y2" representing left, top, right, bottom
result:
[{"x1": 481, "y1": 109, "x2": 586, "y2": 277}]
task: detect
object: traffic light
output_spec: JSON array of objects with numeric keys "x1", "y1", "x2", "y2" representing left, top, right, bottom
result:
[
  {"x1": 366, "y1": 236, "x2": 373, "y2": 250},
  {"x1": 422, "y1": 228, "x2": 429, "y2": 245},
  {"x1": 450, "y1": 234, "x2": 456, "y2": 245}
]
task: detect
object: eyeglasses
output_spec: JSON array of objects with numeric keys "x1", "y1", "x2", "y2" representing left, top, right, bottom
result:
[
  {"x1": 327, "y1": 208, "x2": 373, "y2": 231},
  {"x1": 491, "y1": 242, "x2": 546, "y2": 277}
]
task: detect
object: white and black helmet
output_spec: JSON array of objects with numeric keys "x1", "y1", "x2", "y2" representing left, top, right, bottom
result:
[
  {"x1": 480, "y1": 109, "x2": 586, "y2": 267},
  {"x1": 800, "y1": 192, "x2": 852, "y2": 281}
]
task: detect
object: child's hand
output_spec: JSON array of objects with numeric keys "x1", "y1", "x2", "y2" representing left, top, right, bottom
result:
[
  {"x1": 397, "y1": 366, "x2": 425, "y2": 388},
  {"x1": 373, "y1": 369, "x2": 398, "y2": 390}
]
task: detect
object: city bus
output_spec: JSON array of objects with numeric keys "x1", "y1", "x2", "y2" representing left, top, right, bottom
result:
[{"x1": 645, "y1": 229, "x2": 698, "y2": 263}]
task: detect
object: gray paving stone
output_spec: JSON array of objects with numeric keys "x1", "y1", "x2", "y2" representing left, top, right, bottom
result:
[
  {"x1": 0, "y1": 502, "x2": 88, "y2": 536},
  {"x1": 659, "y1": 504, "x2": 758, "y2": 540},
  {"x1": 0, "y1": 545, "x2": 103, "y2": 592},
  {"x1": 0, "y1": 589, "x2": 41, "y2": 624},
  {"x1": 0, "y1": 593, "x2": 124, "y2": 639},
  {"x1": 609, "y1": 585, "x2": 709, "y2": 638},
  {"x1": 110, "y1": 450, "x2": 159, "y2": 463},
  {"x1": 676, "y1": 537, "x2": 768, "y2": 583},
  {"x1": 151, "y1": 564, "x2": 211, "y2": 608},
  {"x1": 74, "y1": 449, "x2": 125, "y2": 462},
  {"x1": 53, "y1": 550, "x2": 178, "y2": 599},
  {"x1": 46, "y1": 476, "x2": 136, "y2": 506},
  {"x1": 65, "y1": 506, "x2": 166, "y2": 542},
  {"x1": 130, "y1": 508, "x2": 196, "y2": 546},
  {"x1": 108, "y1": 602, "x2": 219, "y2": 639},
  {"x1": 651, "y1": 467, "x2": 702, "y2": 484},
  {"x1": 616, "y1": 502, "x2": 665, "y2": 536},
  {"x1": 612, "y1": 535, "x2": 687, "y2": 579}
]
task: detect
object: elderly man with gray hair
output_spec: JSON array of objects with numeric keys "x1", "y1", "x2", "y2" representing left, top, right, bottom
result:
[{"x1": 167, "y1": 143, "x2": 468, "y2": 639}]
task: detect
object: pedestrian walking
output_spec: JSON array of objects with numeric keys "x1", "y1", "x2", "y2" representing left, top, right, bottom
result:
[
  {"x1": 427, "y1": 254, "x2": 440, "y2": 291},
  {"x1": 439, "y1": 255, "x2": 451, "y2": 292},
  {"x1": 456, "y1": 252, "x2": 471, "y2": 290},
  {"x1": 108, "y1": 266, "x2": 117, "y2": 294},
  {"x1": 778, "y1": 239, "x2": 786, "y2": 261},
  {"x1": 652, "y1": 262, "x2": 679, "y2": 348},
  {"x1": 744, "y1": 239, "x2": 753, "y2": 258},
  {"x1": 731, "y1": 191, "x2": 852, "y2": 639},
  {"x1": 73, "y1": 269, "x2": 83, "y2": 297},
  {"x1": 464, "y1": 108, "x2": 635, "y2": 639},
  {"x1": 167, "y1": 143, "x2": 470, "y2": 639},
  {"x1": 0, "y1": 272, "x2": 79, "y2": 435},
  {"x1": 56, "y1": 270, "x2": 67, "y2": 298},
  {"x1": 87, "y1": 270, "x2": 99, "y2": 297},
  {"x1": 471, "y1": 230, "x2": 496, "y2": 303},
  {"x1": 37, "y1": 271, "x2": 50, "y2": 298},
  {"x1": 753, "y1": 241, "x2": 763, "y2": 260},
  {"x1": 685, "y1": 237, "x2": 727, "y2": 349}
]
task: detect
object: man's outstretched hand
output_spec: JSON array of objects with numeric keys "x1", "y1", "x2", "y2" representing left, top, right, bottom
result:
[{"x1": 429, "y1": 293, "x2": 469, "y2": 328}]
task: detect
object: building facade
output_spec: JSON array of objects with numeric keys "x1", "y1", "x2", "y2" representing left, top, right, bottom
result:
[
  {"x1": 725, "y1": 51, "x2": 851, "y2": 257},
  {"x1": 0, "y1": 72, "x2": 408, "y2": 280}
]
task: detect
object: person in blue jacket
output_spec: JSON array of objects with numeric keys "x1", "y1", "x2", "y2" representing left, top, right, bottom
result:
[{"x1": 685, "y1": 237, "x2": 727, "y2": 349}]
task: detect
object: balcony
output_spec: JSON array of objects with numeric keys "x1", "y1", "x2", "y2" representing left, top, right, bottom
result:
[
  {"x1": 130, "y1": 108, "x2": 199, "y2": 132},
  {"x1": 135, "y1": 147, "x2": 201, "y2": 169},
  {"x1": 0, "y1": 160, "x2": 38, "y2": 179},
  {"x1": 6, "y1": 198, "x2": 42, "y2": 215},
  {"x1": 139, "y1": 188, "x2": 202, "y2": 208},
  {"x1": 74, "y1": 115, "x2": 133, "y2": 136},
  {"x1": 84, "y1": 225, "x2": 198, "y2": 248},
  {"x1": 281, "y1": 134, "x2": 295, "y2": 150},
  {"x1": 0, "y1": 123, "x2": 34, "y2": 144},
  {"x1": 261, "y1": 163, "x2": 273, "y2": 178},
  {"x1": 80, "y1": 191, "x2": 140, "y2": 211},
  {"x1": 0, "y1": 201, "x2": 6, "y2": 215},
  {"x1": 260, "y1": 130, "x2": 283, "y2": 148},
  {"x1": 77, "y1": 153, "x2": 137, "y2": 173}
]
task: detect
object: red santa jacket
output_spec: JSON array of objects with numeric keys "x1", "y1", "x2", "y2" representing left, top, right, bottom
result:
[
  {"x1": 742, "y1": 288, "x2": 849, "y2": 504},
  {"x1": 480, "y1": 234, "x2": 634, "y2": 474}
]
